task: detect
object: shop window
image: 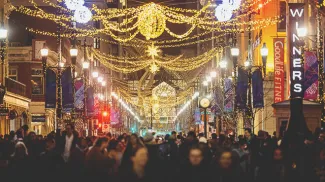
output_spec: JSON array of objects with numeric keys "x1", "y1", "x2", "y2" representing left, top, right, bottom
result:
[
  {"x1": 31, "y1": 69, "x2": 44, "y2": 95},
  {"x1": 9, "y1": 68, "x2": 18, "y2": 80}
]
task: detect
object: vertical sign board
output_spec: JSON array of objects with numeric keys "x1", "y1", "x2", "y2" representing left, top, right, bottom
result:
[
  {"x1": 288, "y1": 3, "x2": 305, "y2": 98},
  {"x1": 274, "y1": 38, "x2": 285, "y2": 103}
]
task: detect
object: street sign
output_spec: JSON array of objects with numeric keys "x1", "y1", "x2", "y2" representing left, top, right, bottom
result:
[
  {"x1": 0, "y1": 108, "x2": 8, "y2": 116},
  {"x1": 32, "y1": 115, "x2": 46, "y2": 122},
  {"x1": 102, "y1": 124, "x2": 109, "y2": 133}
]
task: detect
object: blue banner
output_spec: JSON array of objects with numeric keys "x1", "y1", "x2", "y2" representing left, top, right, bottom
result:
[
  {"x1": 252, "y1": 69, "x2": 264, "y2": 108},
  {"x1": 194, "y1": 107, "x2": 201, "y2": 124},
  {"x1": 62, "y1": 67, "x2": 73, "y2": 111},
  {"x1": 74, "y1": 79, "x2": 84, "y2": 112},
  {"x1": 45, "y1": 69, "x2": 56, "y2": 108},
  {"x1": 86, "y1": 86, "x2": 94, "y2": 115},
  {"x1": 236, "y1": 67, "x2": 248, "y2": 110}
]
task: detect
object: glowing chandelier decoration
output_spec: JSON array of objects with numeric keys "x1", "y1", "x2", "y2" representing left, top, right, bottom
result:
[
  {"x1": 65, "y1": 0, "x2": 84, "y2": 10},
  {"x1": 64, "y1": 0, "x2": 92, "y2": 24},
  {"x1": 215, "y1": 4, "x2": 234, "y2": 22},
  {"x1": 74, "y1": 6, "x2": 93, "y2": 23},
  {"x1": 138, "y1": 3, "x2": 166, "y2": 40}
]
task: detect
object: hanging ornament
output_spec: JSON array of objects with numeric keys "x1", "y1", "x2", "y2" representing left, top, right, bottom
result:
[
  {"x1": 150, "y1": 63, "x2": 160, "y2": 73},
  {"x1": 65, "y1": 0, "x2": 84, "y2": 10},
  {"x1": 74, "y1": 6, "x2": 92, "y2": 24},
  {"x1": 146, "y1": 43, "x2": 161, "y2": 58},
  {"x1": 215, "y1": 4, "x2": 233, "y2": 22},
  {"x1": 223, "y1": 0, "x2": 241, "y2": 10},
  {"x1": 138, "y1": 4, "x2": 166, "y2": 40}
]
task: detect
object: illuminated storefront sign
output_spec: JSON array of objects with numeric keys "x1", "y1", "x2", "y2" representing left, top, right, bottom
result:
[{"x1": 288, "y1": 3, "x2": 305, "y2": 98}]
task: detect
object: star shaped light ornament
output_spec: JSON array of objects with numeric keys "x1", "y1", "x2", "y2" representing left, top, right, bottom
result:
[
  {"x1": 150, "y1": 63, "x2": 160, "y2": 73},
  {"x1": 146, "y1": 43, "x2": 161, "y2": 59}
]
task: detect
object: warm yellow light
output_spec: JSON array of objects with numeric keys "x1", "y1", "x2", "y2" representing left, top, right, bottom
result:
[
  {"x1": 150, "y1": 63, "x2": 159, "y2": 73},
  {"x1": 146, "y1": 43, "x2": 161, "y2": 58}
]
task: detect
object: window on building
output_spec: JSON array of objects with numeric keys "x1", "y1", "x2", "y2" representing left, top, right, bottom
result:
[
  {"x1": 94, "y1": 37, "x2": 100, "y2": 49},
  {"x1": 31, "y1": 69, "x2": 44, "y2": 95},
  {"x1": 9, "y1": 68, "x2": 18, "y2": 80}
]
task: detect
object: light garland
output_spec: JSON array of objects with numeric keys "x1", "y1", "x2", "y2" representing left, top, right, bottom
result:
[
  {"x1": 111, "y1": 92, "x2": 141, "y2": 122},
  {"x1": 174, "y1": 92, "x2": 200, "y2": 121}
]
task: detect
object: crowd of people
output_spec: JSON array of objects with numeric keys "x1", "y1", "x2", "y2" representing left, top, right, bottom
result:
[{"x1": 0, "y1": 124, "x2": 324, "y2": 182}]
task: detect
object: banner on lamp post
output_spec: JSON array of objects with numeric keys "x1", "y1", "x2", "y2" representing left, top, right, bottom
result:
[
  {"x1": 273, "y1": 38, "x2": 285, "y2": 103},
  {"x1": 86, "y1": 87, "x2": 94, "y2": 116},
  {"x1": 74, "y1": 80, "x2": 84, "y2": 112},
  {"x1": 62, "y1": 67, "x2": 73, "y2": 111},
  {"x1": 304, "y1": 51, "x2": 318, "y2": 100},
  {"x1": 236, "y1": 67, "x2": 248, "y2": 110},
  {"x1": 252, "y1": 69, "x2": 264, "y2": 108},
  {"x1": 45, "y1": 69, "x2": 56, "y2": 108},
  {"x1": 224, "y1": 78, "x2": 234, "y2": 112},
  {"x1": 288, "y1": 3, "x2": 305, "y2": 98}
]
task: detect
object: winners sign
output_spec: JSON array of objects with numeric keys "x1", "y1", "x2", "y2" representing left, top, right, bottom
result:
[{"x1": 288, "y1": 3, "x2": 305, "y2": 98}]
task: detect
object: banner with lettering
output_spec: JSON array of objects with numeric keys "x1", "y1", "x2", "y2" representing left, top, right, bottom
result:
[
  {"x1": 74, "y1": 79, "x2": 84, "y2": 112},
  {"x1": 288, "y1": 3, "x2": 305, "y2": 98},
  {"x1": 236, "y1": 67, "x2": 248, "y2": 110},
  {"x1": 304, "y1": 51, "x2": 318, "y2": 100},
  {"x1": 273, "y1": 38, "x2": 285, "y2": 103},
  {"x1": 224, "y1": 78, "x2": 234, "y2": 112},
  {"x1": 252, "y1": 69, "x2": 264, "y2": 108},
  {"x1": 194, "y1": 107, "x2": 201, "y2": 124},
  {"x1": 86, "y1": 87, "x2": 94, "y2": 115},
  {"x1": 45, "y1": 69, "x2": 56, "y2": 108}
]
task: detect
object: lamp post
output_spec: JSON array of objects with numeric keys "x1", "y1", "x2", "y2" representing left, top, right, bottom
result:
[
  {"x1": 0, "y1": 22, "x2": 7, "y2": 84},
  {"x1": 260, "y1": 42, "x2": 268, "y2": 78},
  {"x1": 244, "y1": 57, "x2": 253, "y2": 131},
  {"x1": 41, "y1": 44, "x2": 49, "y2": 77},
  {"x1": 70, "y1": 43, "x2": 78, "y2": 122},
  {"x1": 219, "y1": 59, "x2": 227, "y2": 134}
]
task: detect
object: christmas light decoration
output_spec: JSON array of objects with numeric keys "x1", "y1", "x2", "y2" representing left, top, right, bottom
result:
[
  {"x1": 74, "y1": 6, "x2": 92, "y2": 24},
  {"x1": 223, "y1": 0, "x2": 241, "y2": 10},
  {"x1": 146, "y1": 43, "x2": 161, "y2": 58},
  {"x1": 65, "y1": 0, "x2": 84, "y2": 10},
  {"x1": 215, "y1": 4, "x2": 233, "y2": 22},
  {"x1": 138, "y1": 3, "x2": 166, "y2": 40},
  {"x1": 150, "y1": 63, "x2": 159, "y2": 73}
]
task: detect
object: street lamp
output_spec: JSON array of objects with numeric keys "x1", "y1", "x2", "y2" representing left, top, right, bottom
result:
[
  {"x1": 203, "y1": 80, "x2": 208, "y2": 86},
  {"x1": 260, "y1": 42, "x2": 268, "y2": 77},
  {"x1": 210, "y1": 70, "x2": 217, "y2": 78},
  {"x1": 83, "y1": 61, "x2": 90, "y2": 69},
  {"x1": 101, "y1": 81, "x2": 106, "y2": 86},
  {"x1": 41, "y1": 43, "x2": 49, "y2": 77},
  {"x1": 98, "y1": 76, "x2": 103, "y2": 83},
  {"x1": 297, "y1": 27, "x2": 307, "y2": 37},
  {"x1": 219, "y1": 59, "x2": 227, "y2": 69},
  {"x1": 244, "y1": 60, "x2": 250, "y2": 67},
  {"x1": 206, "y1": 76, "x2": 212, "y2": 82},
  {"x1": 0, "y1": 23, "x2": 7, "y2": 40},
  {"x1": 92, "y1": 71, "x2": 99, "y2": 78},
  {"x1": 70, "y1": 46, "x2": 78, "y2": 65}
]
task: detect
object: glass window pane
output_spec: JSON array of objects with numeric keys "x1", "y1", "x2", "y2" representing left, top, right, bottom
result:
[
  {"x1": 32, "y1": 69, "x2": 42, "y2": 76},
  {"x1": 31, "y1": 77, "x2": 43, "y2": 95}
]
